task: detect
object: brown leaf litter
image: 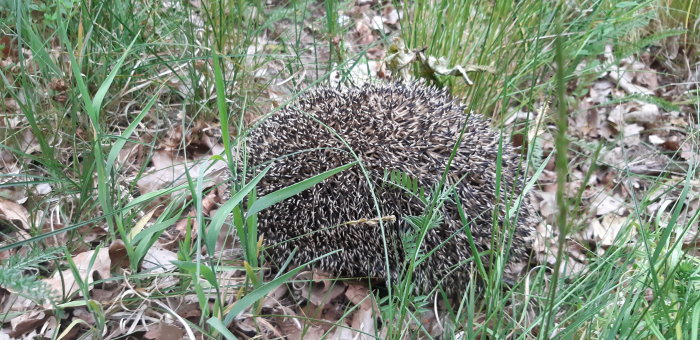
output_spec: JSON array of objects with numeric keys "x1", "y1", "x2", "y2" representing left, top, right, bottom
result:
[
  {"x1": 524, "y1": 42, "x2": 699, "y2": 277},
  {"x1": 42, "y1": 247, "x2": 112, "y2": 301},
  {"x1": 1, "y1": 1, "x2": 698, "y2": 338}
]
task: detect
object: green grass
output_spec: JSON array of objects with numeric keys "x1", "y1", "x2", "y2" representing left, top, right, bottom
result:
[{"x1": 0, "y1": 0, "x2": 699, "y2": 338}]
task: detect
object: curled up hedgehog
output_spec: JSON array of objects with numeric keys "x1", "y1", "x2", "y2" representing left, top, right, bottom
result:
[{"x1": 243, "y1": 82, "x2": 538, "y2": 297}]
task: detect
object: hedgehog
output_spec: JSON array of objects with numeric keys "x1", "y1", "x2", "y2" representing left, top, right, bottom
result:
[{"x1": 243, "y1": 82, "x2": 537, "y2": 297}]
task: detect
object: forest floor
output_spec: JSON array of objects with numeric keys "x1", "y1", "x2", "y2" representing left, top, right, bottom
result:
[{"x1": 0, "y1": 1, "x2": 699, "y2": 339}]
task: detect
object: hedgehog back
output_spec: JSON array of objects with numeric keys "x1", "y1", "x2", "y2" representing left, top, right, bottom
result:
[{"x1": 245, "y1": 83, "x2": 535, "y2": 296}]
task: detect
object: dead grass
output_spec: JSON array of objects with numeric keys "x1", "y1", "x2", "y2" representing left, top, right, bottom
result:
[{"x1": 0, "y1": 0, "x2": 698, "y2": 339}]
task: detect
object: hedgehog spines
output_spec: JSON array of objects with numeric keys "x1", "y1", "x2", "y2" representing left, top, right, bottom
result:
[{"x1": 244, "y1": 81, "x2": 537, "y2": 298}]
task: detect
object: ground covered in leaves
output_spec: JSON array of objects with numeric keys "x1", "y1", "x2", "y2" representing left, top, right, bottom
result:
[{"x1": 0, "y1": 0, "x2": 699, "y2": 339}]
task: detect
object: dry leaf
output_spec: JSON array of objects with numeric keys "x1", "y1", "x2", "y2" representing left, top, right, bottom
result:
[
  {"x1": 590, "y1": 191, "x2": 626, "y2": 216},
  {"x1": 623, "y1": 123, "x2": 644, "y2": 145},
  {"x1": 608, "y1": 65, "x2": 654, "y2": 95},
  {"x1": 533, "y1": 222, "x2": 558, "y2": 264},
  {"x1": 19, "y1": 130, "x2": 40, "y2": 154},
  {"x1": 626, "y1": 103, "x2": 660, "y2": 123},
  {"x1": 48, "y1": 78, "x2": 68, "y2": 91},
  {"x1": 144, "y1": 323, "x2": 185, "y2": 340},
  {"x1": 142, "y1": 246, "x2": 179, "y2": 289},
  {"x1": 141, "y1": 247, "x2": 178, "y2": 274},
  {"x1": 648, "y1": 134, "x2": 665, "y2": 145},
  {"x1": 9, "y1": 310, "x2": 46, "y2": 338},
  {"x1": 137, "y1": 152, "x2": 227, "y2": 195},
  {"x1": 370, "y1": 15, "x2": 385, "y2": 32},
  {"x1": 383, "y1": 38, "x2": 417, "y2": 79},
  {"x1": 175, "y1": 301, "x2": 202, "y2": 320},
  {"x1": 116, "y1": 142, "x2": 143, "y2": 175},
  {"x1": 598, "y1": 214, "x2": 632, "y2": 247},
  {"x1": 355, "y1": 20, "x2": 374, "y2": 45},
  {"x1": 288, "y1": 324, "x2": 324, "y2": 340},
  {"x1": 0, "y1": 289, "x2": 35, "y2": 312},
  {"x1": 607, "y1": 105, "x2": 625, "y2": 127},
  {"x1": 0, "y1": 198, "x2": 30, "y2": 229},
  {"x1": 349, "y1": 305, "x2": 375, "y2": 340},
  {"x1": 534, "y1": 190, "x2": 557, "y2": 221},
  {"x1": 589, "y1": 80, "x2": 614, "y2": 103},
  {"x1": 127, "y1": 208, "x2": 158, "y2": 242},
  {"x1": 293, "y1": 271, "x2": 346, "y2": 306},
  {"x1": 43, "y1": 248, "x2": 111, "y2": 300},
  {"x1": 415, "y1": 309, "x2": 445, "y2": 337},
  {"x1": 382, "y1": 6, "x2": 400, "y2": 26},
  {"x1": 108, "y1": 239, "x2": 130, "y2": 270},
  {"x1": 34, "y1": 183, "x2": 52, "y2": 195},
  {"x1": 331, "y1": 323, "x2": 356, "y2": 340},
  {"x1": 343, "y1": 284, "x2": 378, "y2": 340},
  {"x1": 261, "y1": 285, "x2": 288, "y2": 309},
  {"x1": 73, "y1": 306, "x2": 96, "y2": 324},
  {"x1": 634, "y1": 70, "x2": 658, "y2": 91}
]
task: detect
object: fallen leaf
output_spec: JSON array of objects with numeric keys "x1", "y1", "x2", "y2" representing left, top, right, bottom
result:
[
  {"x1": 415, "y1": 309, "x2": 445, "y2": 337},
  {"x1": 648, "y1": 134, "x2": 665, "y2": 145},
  {"x1": 144, "y1": 323, "x2": 185, "y2": 339},
  {"x1": 366, "y1": 47, "x2": 385, "y2": 60},
  {"x1": 116, "y1": 142, "x2": 143, "y2": 175},
  {"x1": 91, "y1": 288, "x2": 119, "y2": 303},
  {"x1": 661, "y1": 135, "x2": 681, "y2": 151},
  {"x1": 127, "y1": 207, "x2": 158, "y2": 242},
  {"x1": 383, "y1": 38, "x2": 418, "y2": 78},
  {"x1": 19, "y1": 130, "x2": 40, "y2": 155},
  {"x1": 43, "y1": 248, "x2": 111, "y2": 300},
  {"x1": 108, "y1": 239, "x2": 130, "y2": 270},
  {"x1": 2, "y1": 98, "x2": 19, "y2": 113},
  {"x1": 288, "y1": 324, "x2": 324, "y2": 340},
  {"x1": 623, "y1": 123, "x2": 644, "y2": 145},
  {"x1": 355, "y1": 20, "x2": 374, "y2": 45},
  {"x1": 634, "y1": 69, "x2": 658, "y2": 91},
  {"x1": 141, "y1": 246, "x2": 179, "y2": 289},
  {"x1": 589, "y1": 80, "x2": 614, "y2": 103},
  {"x1": 137, "y1": 152, "x2": 227, "y2": 195},
  {"x1": 261, "y1": 285, "x2": 288, "y2": 309},
  {"x1": 598, "y1": 214, "x2": 632, "y2": 247},
  {"x1": 0, "y1": 171, "x2": 29, "y2": 204},
  {"x1": 141, "y1": 247, "x2": 178, "y2": 274},
  {"x1": 607, "y1": 105, "x2": 625, "y2": 127},
  {"x1": 370, "y1": 15, "x2": 385, "y2": 32},
  {"x1": 533, "y1": 221, "x2": 558, "y2": 264},
  {"x1": 293, "y1": 270, "x2": 346, "y2": 306},
  {"x1": 0, "y1": 289, "x2": 35, "y2": 312},
  {"x1": 533, "y1": 190, "x2": 557, "y2": 221},
  {"x1": 344, "y1": 284, "x2": 378, "y2": 340},
  {"x1": 34, "y1": 183, "x2": 52, "y2": 195},
  {"x1": 382, "y1": 6, "x2": 400, "y2": 26},
  {"x1": 9, "y1": 310, "x2": 46, "y2": 338},
  {"x1": 331, "y1": 322, "x2": 356, "y2": 340},
  {"x1": 608, "y1": 65, "x2": 654, "y2": 95},
  {"x1": 175, "y1": 301, "x2": 202, "y2": 320},
  {"x1": 590, "y1": 191, "x2": 626, "y2": 216},
  {"x1": 72, "y1": 306, "x2": 96, "y2": 324},
  {"x1": 349, "y1": 304, "x2": 375, "y2": 340},
  {"x1": 0, "y1": 198, "x2": 30, "y2": 229},
  {"x1": 626, "y1": 103, "x2": 660, "y2": 123}
]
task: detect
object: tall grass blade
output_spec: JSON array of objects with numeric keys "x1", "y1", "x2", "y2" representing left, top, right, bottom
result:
[{"x1": 246, "y1": 161, "x2": 358, "y2": 216}]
